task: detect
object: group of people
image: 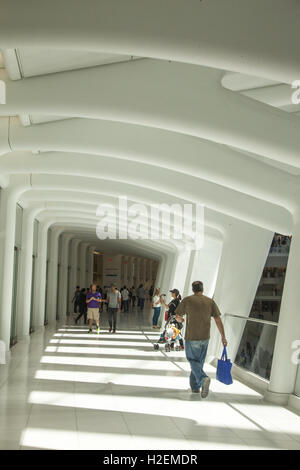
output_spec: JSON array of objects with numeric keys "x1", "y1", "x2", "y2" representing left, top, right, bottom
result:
[
  {"x1": 72, "y1": 283, "x2": 153, "y2": 333},
  {"x1": 72, "y1": 279, "x2": 228, "y2": 399}
]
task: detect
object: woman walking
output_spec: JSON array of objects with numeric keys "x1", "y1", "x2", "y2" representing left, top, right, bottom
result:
[
  {"x1": 159, "y1": 288, "x2": 184, "y2": 349},
  {"x1": 152, "y1": 288, "x2": 162, "y2": 328}
]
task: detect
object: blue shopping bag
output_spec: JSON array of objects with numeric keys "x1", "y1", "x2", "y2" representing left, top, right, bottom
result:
[{"x1": 216, "y1": 347, "x2": 233, "y2": 385}]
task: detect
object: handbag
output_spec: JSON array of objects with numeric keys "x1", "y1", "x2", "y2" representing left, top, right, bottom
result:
[{"x1": 216, "y1": 346, "x2": 233, "y2": 385}]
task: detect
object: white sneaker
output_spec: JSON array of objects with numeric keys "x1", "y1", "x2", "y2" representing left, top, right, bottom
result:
[{"x1": 201, "y1": 377, "x2": 211, "y2": 398}]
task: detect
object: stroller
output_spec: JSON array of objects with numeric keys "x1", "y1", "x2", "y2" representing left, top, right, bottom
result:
[{"x1": 153, "y1": 314, "x2": 184, "y2": 352}]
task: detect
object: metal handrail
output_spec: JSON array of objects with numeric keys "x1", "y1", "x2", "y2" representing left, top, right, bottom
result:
[{"x1": 224, "y1": 312, "x2": 278, "y2": 327}]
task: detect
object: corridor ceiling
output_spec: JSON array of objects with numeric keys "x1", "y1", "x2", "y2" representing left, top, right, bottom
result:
[{"x1": 0, "y1": 0, "x2": 299, "y2": 257}]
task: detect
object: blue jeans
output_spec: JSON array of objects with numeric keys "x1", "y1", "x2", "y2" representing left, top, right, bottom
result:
[
  {"x1": 185, "y1": 339, "x2": 209, "y2": 390},
  {"x1": 152, "y1": 307, "x2": 161, "y2": 325}
]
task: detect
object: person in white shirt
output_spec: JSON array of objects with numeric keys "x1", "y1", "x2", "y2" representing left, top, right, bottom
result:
[
  {"x1": 121, "y1": 286, "x2": 130, "y2": 312},
  {"x1": 152, "y1": 288, "x2": 162, "y2": 328}
]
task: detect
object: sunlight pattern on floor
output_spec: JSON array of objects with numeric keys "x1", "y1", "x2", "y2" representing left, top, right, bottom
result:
[{"x1": 0, "y1": 320, "x2": 300, "y2": 450}]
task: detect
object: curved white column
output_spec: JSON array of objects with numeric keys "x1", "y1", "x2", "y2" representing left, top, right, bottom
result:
[
  {"x1": 86, "y1": 245, "x2": 95, "y2": 289},
  {"x1": 160, "y1": 251, "x2": 176, "y2": 297},
  {"x1": 1, "y1": 159, "x2": 293, "y2": 235},
  {"x1": 34, "y1": 219, "x2": 53, "y2": 328},
  {"x1": 58, "y1": 233, "x2": 73, "y2": 322},
  {"x1": 68, "y1": 238, "x2": 82, "y2": 314},
  {"x1": 265, "y1": 217, "x2": 300, "y2": 404},
  {"x1": 123, "y1": 256, "x2": 128, "y2": 287},
  {"x1": 127, "y1": 256, "x2": 134, "y2": 287},
  {"x1": 46, "y1": 226, "x2": 63, "y2": 324},
  {"x1": 0, "y1": 175, "x2": 30, "y2": 359},
  {"x1": 172, "y1": 247, "x2": 192, "y2": 295},
  {"x1": 79, "y1": 242, "x2": 89, "y2": 289},
  {"x1": 16, "y1": 206, "x2": 41, "y2": 338},
  {"x1": 0, "y1": 0, "x2": 300, "y2": 83},
  {"x1": 155, "y1": 256, "x2": 165, "y2": 290},
  {"x1": 8, "y1": 117, "x2": 299, "y2": 208},
  {"x1": 2, "y1": 61, "x2": 300, "y2": 168}
]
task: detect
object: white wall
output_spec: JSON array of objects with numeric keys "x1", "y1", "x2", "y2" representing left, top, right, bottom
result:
[{"x1": 209, "y1": 220, "x2": 273, "y2": 361}]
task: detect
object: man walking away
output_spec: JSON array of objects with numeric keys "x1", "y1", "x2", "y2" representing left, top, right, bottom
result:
[
  {"x1": 75, "y1": 288, "x2": 87, "y2": 324},
  {"x1": 131, "y1": 286, "x2": 136, "y2": 307},
  {"x1": 175, "y1": 281, "x2": 227, "y2": 398},
  {"x1": 86, "y1": 284, "x2": 102, "y2": 334},
  {"x1": 138, "y1": 284, "x2": 146, "y2": 311},
  {"x1": 107, "y1": 284, "x2": 121, "y2": 333},
  {"x1": 121, "y1": 286, "x2": 130, "y2": 312},
  {"x1": 72, "y1": 286, "x2": 81, "y2": 315}
]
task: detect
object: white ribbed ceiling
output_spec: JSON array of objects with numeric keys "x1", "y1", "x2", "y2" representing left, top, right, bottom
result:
[{"x1": 0, "y1": 0, "x2": 299, "y2": 257}]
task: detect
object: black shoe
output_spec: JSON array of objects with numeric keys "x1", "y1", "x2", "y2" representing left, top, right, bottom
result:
[
  {"x1": 109, "y1": 328, "x2": 112, "y2": 333},
  {"x1": 191, "y1": 389, "x2": 200, "y2": 394},
  {"x1": 112, "y1": 330, "x2": 116, "y2": 334}
]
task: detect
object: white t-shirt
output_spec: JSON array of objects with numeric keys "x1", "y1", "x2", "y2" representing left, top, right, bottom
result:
[
  {"x1": 152, "y1": 295, "x2": 161, "y2": 307},
  {"x1": 121, "y1": 289, "x2": 129, "y2": 300}
]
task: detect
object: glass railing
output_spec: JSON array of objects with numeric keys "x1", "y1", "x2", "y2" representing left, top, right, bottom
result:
[{"x1": 224, "y1": 313, "x2": 278, "y2": 381}]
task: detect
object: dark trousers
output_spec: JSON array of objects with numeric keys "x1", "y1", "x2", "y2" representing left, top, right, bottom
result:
[
  {"x1": 74, "y1": 301, "x2": 80, "y2": 314},
  {"x1": 139, "y1": 298, "x2": 145, "y2": 310},
  {"x1": 108, "y1": 307, "x2": 118, "y2": 330},
  {"x1": 76, "y1": 309, "x2": 87, "y2": 324},
  {"x1": 123, "y1": 299, "x2": 129, "y2": 312},
  {"x1": 152, "y1": 307, "x2": 161, "y2": 325}
]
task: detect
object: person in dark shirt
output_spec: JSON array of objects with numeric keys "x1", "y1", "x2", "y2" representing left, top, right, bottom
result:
[
  {"x1": 75, "y1": 288, "x2": 87, "y2": 324},
  {"x1": 86, "y1": 284, "x2": 102, "y2": 334},
  {"x1": 158, "y1": 289, "x2": 183, "y2": 348},
  {"x1": 72, "y1": 286, "x2": 81, "y2": 314}
]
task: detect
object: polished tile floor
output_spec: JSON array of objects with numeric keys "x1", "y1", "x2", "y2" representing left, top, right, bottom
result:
[{"x1": 0, "y1": 306, "x2": 300, "y2": 450}]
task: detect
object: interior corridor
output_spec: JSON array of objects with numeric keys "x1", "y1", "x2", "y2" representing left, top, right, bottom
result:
[{"x1": 1, "y1": 306, "x2": 300, "y2": 451}]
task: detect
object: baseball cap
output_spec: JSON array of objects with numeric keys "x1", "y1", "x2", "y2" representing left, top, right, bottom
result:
[{"x1": 169, "y1": 288, "x2": 180, "y2": 297}]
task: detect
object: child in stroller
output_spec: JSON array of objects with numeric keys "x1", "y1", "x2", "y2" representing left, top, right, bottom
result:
[
  {"x1": 155, "y1": 289, "x2": 184, "y2": 351},
  {"x1": 154, "y1": 313, "x2": 184, "y2": 351}
]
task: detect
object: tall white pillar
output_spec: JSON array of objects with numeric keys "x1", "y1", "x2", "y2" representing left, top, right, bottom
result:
[
  {"x1": 123, "y1": 256, "x2": 128, "y2": 287},
  {"x1": 34, "y1": 219, "x2": 53, "y2": 328},
  {"x1": 155, "y1": 256, "x2": 165, "y2": 290},
  {"x1": 17, "y1": 207, "x2": 40, "y2": 338},
  {"x1": 58, "y1": 234, "x2": 73, "y2": 322},
  {"x1": 79, "y1": 242, "x2": 89, "y2": 289},
  {"x1": 135, "y1": 258, "x2": 140, "y2": 286},
  {"x1": 160, "y1": 252, "x2": 176, "y2": 296},
  {"x1": 265, "y1": 217, "x2": 300, "y2": 404},
  {"x1": 68, "y1": 238, "x2": 82, "y2": 313},
  {"x1": 140, "y1": 258, "x2": 145, "y2": 285},
  {"x1": 86, "y1": 245, "x2": 95, "y2": 288},
  {"x1": 0, "y1": 187, "x2": 18, "y2": 360},
  {"x1": 46, "y1": 227, "x2": 63, "y2": 324},
  {"x1": 172, "y1": 248, "x2": 192, "y2": 295},
  {"x1": 127, "y1": 257, "x2": 134, "y2": 287}
]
